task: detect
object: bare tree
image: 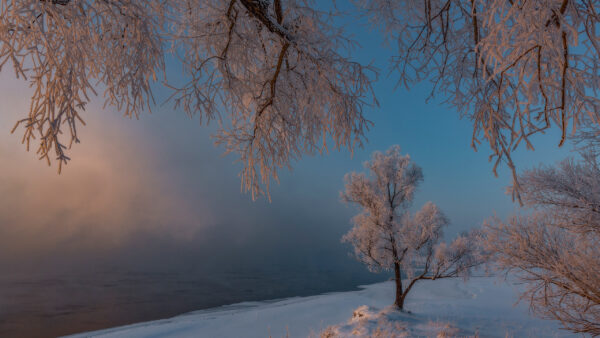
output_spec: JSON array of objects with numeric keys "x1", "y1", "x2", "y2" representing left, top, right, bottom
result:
[
  {"x1": 341, "y1": 145, "x2": 482, "y2": 310},
  {"x1": 484, "y1": 151, "x2": 600, "y2": 335},
  {"x1": 0, "y1": 0, "x2": 375, "y2": 198},
  {"x1": 358, "y1": 0, "x2": 600, "y2": 202}
]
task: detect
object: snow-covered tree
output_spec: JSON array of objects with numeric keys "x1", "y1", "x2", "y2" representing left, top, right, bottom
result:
[
  {"x1": 358, "y1": 0, "x2": 600, "y2": 202},
  {"x1": 341, "y1": 145, "x2": 482, "y2": 310},
  {"x1": 484, "y1": 151, "x2": 600, "y2": 335},
  {"x1": 1, "y1": 0, "x2": 375, "y2": 198}
]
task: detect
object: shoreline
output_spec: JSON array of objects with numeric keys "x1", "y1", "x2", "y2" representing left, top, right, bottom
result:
[{"x1": 65, "y1": 276, "x2": 572, "y2": 338}]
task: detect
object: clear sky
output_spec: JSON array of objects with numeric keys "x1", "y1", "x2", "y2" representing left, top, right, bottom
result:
[{"x1": 0, "y1": 6, "x2": 573, "y2": 277}]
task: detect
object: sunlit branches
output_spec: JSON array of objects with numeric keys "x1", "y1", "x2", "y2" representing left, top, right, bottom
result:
[{"x1": 359, "y1": 0, "x2": 600, "y2": 202}]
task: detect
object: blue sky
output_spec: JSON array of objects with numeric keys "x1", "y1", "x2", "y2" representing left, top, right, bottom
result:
[{"x1": 0, "y1": 5, "x2": 574, "y2": 277}]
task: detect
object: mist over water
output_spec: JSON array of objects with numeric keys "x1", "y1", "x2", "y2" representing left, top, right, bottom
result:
[
  {"x1": 0, "y1": 106, "x2": 384, "y2": 337},
  {"x1": 0, "y1": 96, "x2": 383, "y2": 337}
]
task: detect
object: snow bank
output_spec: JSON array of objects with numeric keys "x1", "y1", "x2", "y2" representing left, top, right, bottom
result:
[
  {"x1": 67, "y1": 277, "x2": 573, "y2": 337},
  {"x1": 321, "y1": 305, "x2": 464, "y2": 337}
]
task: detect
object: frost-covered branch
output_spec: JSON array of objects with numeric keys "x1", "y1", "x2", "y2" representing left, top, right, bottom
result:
[
  {"x1": 2, "y1": 1, "x2": 376, "y2": 199},
  {"x1": 1, "y1": 0, "x2": 165, "y2": 172},
  {"x1": 358, "y1": 0, "x2": 600, "y2": 203},
  {"x1": 484, "y1": 149, "x2": 600, "y2": 335},
  {"x1": 169, "y1": 0, "x2": 377, "y2": 199}
]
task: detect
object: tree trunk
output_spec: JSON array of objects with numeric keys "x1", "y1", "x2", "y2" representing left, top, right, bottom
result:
[
  {"x1": 399, "y1": 289, "x2": 409, "y2": 310},
  {"x1": 394, "y1": 262, "x2": 404, "y2": 310}
]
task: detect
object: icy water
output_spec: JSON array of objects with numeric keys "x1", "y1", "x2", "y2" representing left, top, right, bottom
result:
[{"x1": 0, "y1": 268, "x2": 384, "y2": 338}]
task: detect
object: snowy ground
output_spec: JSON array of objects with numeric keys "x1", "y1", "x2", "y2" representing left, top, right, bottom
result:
[{"x1": 67, "y1": 277, "x2": 574, "y2": 338}]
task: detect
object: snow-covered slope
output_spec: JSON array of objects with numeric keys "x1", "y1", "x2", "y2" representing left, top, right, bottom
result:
[{"x1": 67, "y1": 277, "x2": 573, "y2": 337}]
